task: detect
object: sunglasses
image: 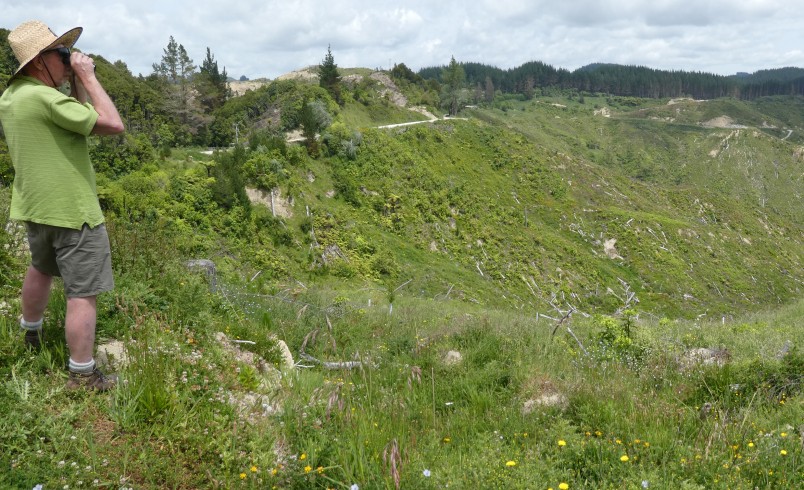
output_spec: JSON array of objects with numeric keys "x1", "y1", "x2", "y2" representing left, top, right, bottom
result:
[{"x1": 44, "y1": 47, "x2": 71, "y2": 66}]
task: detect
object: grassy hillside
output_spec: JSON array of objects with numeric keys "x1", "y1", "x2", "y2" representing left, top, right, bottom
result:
[
  {"x1": 236, "y1": 90, "x2": 801, "y2": 319},
  {"x1": 1, "y1": 262, "x2": 801, "y2": 488},
  {"x1": 1, "y1": 74, "x2": 802, "y2": 488}
]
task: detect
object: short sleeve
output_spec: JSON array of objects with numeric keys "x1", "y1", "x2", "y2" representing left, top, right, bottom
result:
[{"x1": 50, "y1": 97, "x2": 99, "y2": 136}]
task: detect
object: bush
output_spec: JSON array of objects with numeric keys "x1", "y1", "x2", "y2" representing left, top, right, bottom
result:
[{"x1": 590, "y1": 311, "x2": 646, "y2": 367}]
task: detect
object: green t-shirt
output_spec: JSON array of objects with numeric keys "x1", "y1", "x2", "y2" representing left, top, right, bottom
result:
[{"x1": 0, "y1": 75, "x2": 101, "y2": 229}]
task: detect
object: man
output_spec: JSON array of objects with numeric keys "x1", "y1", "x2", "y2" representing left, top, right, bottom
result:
[{"x1": 0, "y1": 21, "x2": 125, "y2": 391}]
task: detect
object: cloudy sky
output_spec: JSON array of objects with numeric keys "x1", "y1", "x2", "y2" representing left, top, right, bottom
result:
[{"x1": 5, "y1": 0, "x2": 803, "y2": 80}]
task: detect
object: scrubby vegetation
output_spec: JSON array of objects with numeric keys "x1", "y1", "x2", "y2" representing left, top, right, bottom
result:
[{"x1": 1, "y1": 38, "x2": 802, "y2": 488}]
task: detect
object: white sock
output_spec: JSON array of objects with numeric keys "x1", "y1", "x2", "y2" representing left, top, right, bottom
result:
[
  {"x1": 20, "y1": 317, "x2": 43, "y2": 332},
  {"x1": 68, "y1": 358, "x2": 95, "y2": 374}
]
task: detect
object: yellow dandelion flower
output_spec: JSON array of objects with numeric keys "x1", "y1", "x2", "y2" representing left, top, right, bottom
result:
[
  {"x1": 505, "y1": 460, "x2": 517, "y2": 467},
  {"x1": 523, "y1": 432, "x2": 528, "y2": 437},
  {"x1": 317, "y1": 466, "x2": 324, "y2": 474},
  {"x1": 251, "y1": 466, "x2": 258, "y2": 473},
  {"x1": 300, "y1": 453, "x2": 307, "y2": 461},
  {"x1": 595, "y1": 431, "x2": 602, "y2": 437},
  {"x1": 304, "y1": 465, "x2": 312, "y2": 473},
  {"x1": 239, "y1": 473, "x2": 247, "y2": 479},
  {"x1": 616, "y1": 439, "x2": 622, "y2": 445},
  {"x1": 443, "y1": 437, "x2": 451, "y2": 443},
  {"x1": 748, "y1": 442, "x2": 754, "y2": 448},
  {"x1": 271, "y1": 468, "x2": 278, "y2": 476},
  {"x1": 780, "y1": 432, "x2": 787, "y2": 438},
  {"x1": 558, "y1": 440, "x2": 567, "y2": 447},
  {"x1": 585, "y1": 431, "x2": 591, "y2": 437},
  {"x1": 643, "y1": 442, "x2": 650, "y2": 448},
  {"x1": 780, "y1": 450, "x2": 787, "y2": 456},
  {"x1": 620, "y1": 455, "x2": 629, "y2": 462},
  {"x1": 559, "y1": 483, "x2": 569, "y2": 490}
]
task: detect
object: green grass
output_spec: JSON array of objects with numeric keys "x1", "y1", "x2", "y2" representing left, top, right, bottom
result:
[
  {"x1": 1, "y1": 261, "x2": 801, "y2": 488},
  {"x1": 1, "y1": 87, "x2": 803, "y2": 488}
]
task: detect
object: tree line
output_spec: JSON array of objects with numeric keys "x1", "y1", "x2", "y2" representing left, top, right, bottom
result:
[
  {"x1": 2, "y1": 25, "x2": 804, "y2": 178},
  {"x1": 418, "y1": 60, "x2": 804, "y2": 101}
]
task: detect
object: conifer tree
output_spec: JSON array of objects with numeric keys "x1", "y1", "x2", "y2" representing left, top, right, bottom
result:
[
  {"x1": 153, "y1": 36, "x2": 179, "y2": 83},
  {"x1": 197, "y1": 47, "x2": 230, "y2": 113},
  {"x1": 319, "y1": 45, "x2": 342, "y2": 105},
  {"x1": 441, "y1": 56, "x2": 465, "y2": 116}
]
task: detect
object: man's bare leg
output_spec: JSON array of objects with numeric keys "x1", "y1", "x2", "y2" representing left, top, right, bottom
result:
[
  {"x1": 65, "y1": 296, "x2": 97, "y2": 364},
  {"x1": 21, "y1": 265, "x2": 52, "y2": 323}
]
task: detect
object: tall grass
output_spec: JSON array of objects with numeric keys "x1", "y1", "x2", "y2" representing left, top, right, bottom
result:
[{"x1": 1, "y1": 264, "x2": 802, "y2": 488}]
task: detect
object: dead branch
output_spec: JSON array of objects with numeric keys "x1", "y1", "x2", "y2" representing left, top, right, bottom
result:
[
  {"x1": 393, "y1": 278, "x2": 413, "y2": 294},
  {"x1": 551, "y1": 307, "x2": 576, "y2": 337},
  {"x1": 548, "y1": 305, "x2": 590, "y2": 357},
  {"x1": 298, "y1": 352, "x2": 365, "y2": 370},
  {"x1": 299, "y1": 320, "x2": 365, "y2": 370},
  {"x1": 565, "y1": 326, "x2": 590, "y2": 357},
  {"x1": 611, "y1": 278, "x2": 640, "y2": 315}
]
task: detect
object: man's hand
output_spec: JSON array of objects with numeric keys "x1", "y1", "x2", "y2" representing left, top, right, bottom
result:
[
  {"x1": 69, "y1": 52, "x2": 95, "y2": 104},
  {"x1": 68, "y1": 52, "x2": 125, "y2": 136},
  {"x1": 70, "y1": 52, "x2": 96, "y2": 81}
]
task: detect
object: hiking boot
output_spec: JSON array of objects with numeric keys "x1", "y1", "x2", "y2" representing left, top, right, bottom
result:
[
  {"x1": 66, "y1": 367, "x2": 118, "y2": 392},
  {"x1": 23, "y1": 329, "x2": 44, "y2": 350}
]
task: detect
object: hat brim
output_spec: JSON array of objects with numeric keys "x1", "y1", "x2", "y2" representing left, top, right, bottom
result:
[
  {"x1": 11, "y1": 26, "x2": 83, "y2": 77},
  {"x1": 46, "y1": 26, "x2": 83, "y2": 51}
]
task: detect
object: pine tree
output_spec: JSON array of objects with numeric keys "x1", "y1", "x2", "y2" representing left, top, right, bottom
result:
[
  {"x1": 484, "y1": 76, "x2": 495, "y2": 104},
  {"x1": 441, "y1": 56, "x2": 465, "y2": 116},
  {"x1": 319, "y1": 45, "x2": 342, "y2": 105},
  {"x1": 153, "y1": 36, "x2": 179, "y2": 83},
  {"x1": 151, "y1": 37, "x2": 206, "y2": 142},
  {"x1": 197, "y1": 47, "x2": 229, "y2": 113}
]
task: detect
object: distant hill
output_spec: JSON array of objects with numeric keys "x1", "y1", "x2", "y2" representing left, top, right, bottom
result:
[{"x1": 419, "y1": 61, "x2": 804, "y2": 100}]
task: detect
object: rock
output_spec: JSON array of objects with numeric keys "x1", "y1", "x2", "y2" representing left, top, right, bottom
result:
[
  {"x1": 96, "y1": 340, "x2": 128, "y2": 370},
  {"x1": 245, "y1": 187, "x2": 294, "y2": 218},
  {"x1": 680, "y1": 347, "x2": 731, "y2": 370},
  {"x1": 604, "y1": 238, "x2": 623, "y2": 259},
  {"x1": 443, "y1": 350, "x2": 463, "y2": 366},
  {"x1": 227, "y1": 391, "x2": 280, "y2": 419},
  {"x1": 271, "y1": 336, "x2": 295, "y2": 369},
  {"x1": 522, "y1": 378, "x2": 569, "y2": 414},
  {"x1": 214, "y1": 332, "x2": 283, "y2": 388},
  {"x1": 699, "y1": 402, "x2": 713, "y2": 421},
  {"x1": 522, "y1": 392, "x2": 569, "y2": 414},
  {"x1": 369, "y1": 72, "x2": 407, "y2": 107}
]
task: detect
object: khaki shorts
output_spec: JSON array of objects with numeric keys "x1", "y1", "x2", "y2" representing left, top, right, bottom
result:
[{"x1": 26, "y1": 222, "x2": 114, "y2": 298}]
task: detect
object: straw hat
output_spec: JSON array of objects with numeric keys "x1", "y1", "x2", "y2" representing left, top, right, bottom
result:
[{"x1": 7, "y1": 20, "x2": 82, "y2": 78}]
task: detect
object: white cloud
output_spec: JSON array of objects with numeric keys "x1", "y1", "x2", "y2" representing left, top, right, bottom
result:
[{"x1": 3, "y1": 0, "x2": 803, "y2": 78}]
